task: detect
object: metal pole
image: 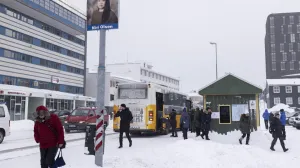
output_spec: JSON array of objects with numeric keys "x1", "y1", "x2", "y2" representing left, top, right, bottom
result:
[
  {"x1": 215, "y1": 44, "x2": 218, "y2": 80},
  {"x1": 95, "y1": 30, "x2": 106, "y2": 167}
]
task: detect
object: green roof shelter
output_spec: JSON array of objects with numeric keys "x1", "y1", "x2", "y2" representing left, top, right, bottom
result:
[{"x1": 199, "y1": 73, "x2": 262, "y2": 134}]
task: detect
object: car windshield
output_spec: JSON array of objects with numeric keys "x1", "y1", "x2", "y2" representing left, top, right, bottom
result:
[{"x1": 71, "y1": 109, "x2": 90, "y2": 116}]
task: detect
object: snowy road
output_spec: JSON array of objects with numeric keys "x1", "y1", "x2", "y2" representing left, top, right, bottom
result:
[{"x1": 0, "y1": 127, "x2": 300, "y2": 168}]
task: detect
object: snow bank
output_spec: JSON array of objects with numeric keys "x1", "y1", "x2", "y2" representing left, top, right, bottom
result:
[
  {"x1": 268, "y1": 103, "x2": 295, "y2": 113},
  {"x1": 10, "y1": 120, "x2": 34, "y2": 131}
]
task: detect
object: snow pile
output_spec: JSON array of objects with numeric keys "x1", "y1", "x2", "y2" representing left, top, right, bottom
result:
[
  {"x1": 10, "y1": 120, "x2": 34, "y2": 131},
  {"x1": 268, "y1": 103, "x2": 295, "y2": 113}
]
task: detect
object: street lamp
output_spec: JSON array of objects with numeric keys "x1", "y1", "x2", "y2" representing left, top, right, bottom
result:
[{"x1": 210, "y1": 42, "x2": 218, "y2": 80}]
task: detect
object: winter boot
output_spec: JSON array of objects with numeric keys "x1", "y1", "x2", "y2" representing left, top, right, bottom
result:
[
  {"x1": 129, "y1": 141, "x2": 132, "y2": 147},
  {"x1": 283, "y1": 148, "x2": 289, "y2": 152},
  {"x1": 246, "y1": 137, "x2": 250, "y2": 145},
  {"x1": 118, "y1": 145, "x2": 123, "y2": 149},
  {"x1": 270, "y1": 147, "x2": 275, "y2": 151}
]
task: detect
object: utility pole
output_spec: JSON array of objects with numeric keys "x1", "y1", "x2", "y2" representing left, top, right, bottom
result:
[{"x1": 210, "y1": 42, "x2": 218, "y2": 80}]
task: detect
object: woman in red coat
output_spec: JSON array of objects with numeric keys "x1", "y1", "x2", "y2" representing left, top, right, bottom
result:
[{"x1": 34, "y1": 105, "x2": 65, "y2": 168}]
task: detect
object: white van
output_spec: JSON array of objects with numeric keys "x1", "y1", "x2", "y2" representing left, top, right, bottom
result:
[{"x1": 0, "y1": 103, "x2": 10, "y2": 144}]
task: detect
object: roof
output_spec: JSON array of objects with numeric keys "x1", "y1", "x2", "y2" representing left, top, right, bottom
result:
[
  {"x1": 267, "y1": 78, "x2": 300, "y2": 86},
  {"x1": 199, "y1": 73, "x2": 262, "y2": 95},
  {"x1": 187, "y1": 92, "x2": 201, "y2": 97}
]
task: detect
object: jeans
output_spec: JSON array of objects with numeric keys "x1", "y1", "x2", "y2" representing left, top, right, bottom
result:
[
  {"x1": 282, "y1": 125, "x2": 286, "y2": 140},
  {"x1": 264, "y1": 120, "x2": 269, "y2": 129},
  {"x1": 240, "y1": 133, "x2": 250, "y2": 144},
  {"x1": 271, "y1": 135, "x2": 286, "y2": 150},
  {"x1": 196, "y1": 127, "x2": 201, "y2": 136}
]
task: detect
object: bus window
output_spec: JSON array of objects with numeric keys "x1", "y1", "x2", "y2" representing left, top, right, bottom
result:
[{"x1": 118, "y1": 88, "x2": 147, "y2": 99}]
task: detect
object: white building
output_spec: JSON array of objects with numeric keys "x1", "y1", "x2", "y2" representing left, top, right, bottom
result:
[
  {"x1": 103, "y1": 62, "x2": 180, "y2": 91},
  {"x1": 85, "y1": 68, "x2": 141, "y2": 108},
  {"x1": 0, "y1": 0, "x2": 89, "y2": 120},
  {"x1": 187, "y1": 91, "x2": 203, "y2": 109}
]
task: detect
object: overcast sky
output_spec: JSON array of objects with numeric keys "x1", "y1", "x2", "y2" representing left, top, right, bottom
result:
[{"x1": 70, "y1": 0, "x2": 299, "y2": 93}]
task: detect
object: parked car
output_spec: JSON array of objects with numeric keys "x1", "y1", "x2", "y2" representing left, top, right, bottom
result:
[
  {"x1": 287, "y1": 112, "x2": 300, "y2": 125},
  {"x1": 54, "y1": 110, "x2": 71, "y2": 123},
  {"x1": 295, "y1": 117, "x2": 300, "y2": 129},
  {"x1": 0, "y1": 103, "x2": 10, "y2": 144},
  {"x1": 64, "y1": 107, "x2": 109, "y2": 133}
]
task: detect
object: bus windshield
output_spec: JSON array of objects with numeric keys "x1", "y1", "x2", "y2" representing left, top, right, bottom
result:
[{"x1": 119, "y1": 88, "x2": 147, "y2": 99}]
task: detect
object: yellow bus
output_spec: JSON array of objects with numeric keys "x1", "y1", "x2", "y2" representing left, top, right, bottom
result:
[{"x1": 113, "y1": 82, "x2": 192, "y2": 135}]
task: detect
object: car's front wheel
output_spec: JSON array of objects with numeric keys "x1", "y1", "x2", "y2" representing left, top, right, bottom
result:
[{"x1": 0, "y1": 130, "x2": 5, "y2": 144}]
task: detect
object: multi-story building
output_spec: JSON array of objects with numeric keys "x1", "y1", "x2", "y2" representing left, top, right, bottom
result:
[
  {"x1": 0, "y1": 0, "x2": 91, "y2": 120},
  {"x1": 265, "y1": 13, "x2": 300, "y2": 78},
  {"x1": 104, "y1": 62, "x2": 180, "y2": 91},
  {"x1": 265, "y1": 13, "x2": 300, "y2": 108}
]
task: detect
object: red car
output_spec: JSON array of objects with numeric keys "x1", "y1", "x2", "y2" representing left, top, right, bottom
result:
[{"x1": 64, "y1": 107, "x2": 109, "y2": 133}]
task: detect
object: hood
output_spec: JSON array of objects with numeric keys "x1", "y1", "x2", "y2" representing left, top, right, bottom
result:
[{"x1": 264, "y1": 109, "x2": 268, "y2": 113}]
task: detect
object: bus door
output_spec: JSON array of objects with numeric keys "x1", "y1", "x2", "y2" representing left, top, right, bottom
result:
[{"x1": 156, "y1": 92, "x2": 164, "y2": 130}]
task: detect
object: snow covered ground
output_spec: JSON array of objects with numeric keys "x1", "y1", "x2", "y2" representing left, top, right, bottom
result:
[
  {"x1": 1, "y1": 104, "x2": 299, "y2": 168},
  {"x1": 0, "y1": 124, "x2": 300, "y2": 167}
]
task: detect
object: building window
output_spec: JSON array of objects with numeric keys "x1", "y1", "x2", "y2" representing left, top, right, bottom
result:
[
  {"x1": 280, "y1": 43, "x2": 284, "y2": 52},
  {"x1": 271, "y1": 53, "x2": 276, "y2": 61},
  {"x1": 288, "y1": 25, "x2": 292, "y2": 34},
  {"x1": 292, "y1": 52, "x2": 296, "y2": 61},
  {"x1": 284, "y1": 34, "x2": 287, "y2": 43},
  {"x1": 289, "y1": 43, "x2": 293, "y2": 52},
  {"x1": 270, "y1": 17, "x2": 274, "y2": 26},
  {"x1": 298, "y1": 97, "x2": 300, "y2": 104},
  {"x1": 273, "y1": 86, "x2": 280, "y2": 93},
  {"x1": 274, "y1": 97, "x2": 281, "y2": 105},
  {"x1": 290, "y1": 61, "x2": 294, "y2": 70},
  {"x1": 270, "y1": 35, "x2": 275, "y2": 43},
  {"x1": 290, "y1": 16, "x2": 294, "y2": 24},
  {"x1": 297, "y1": 25, "x2": 300, "y2": 33},
  {"x1": 281, "y1": 62, "x2": 286, "y2": 70},
  {"x1": 283, "y1": 16, "x2": 286, "y2": 25},
  {"x1": 270, "y1": 26, "x2": 275, "y2": 34},
  {"x1": 282, "y1": 52, "x2": 287, "y2": 61},
  {"x1": 286, "y1": 97, "x2": 293, "y2": 105},
  {"x1": 298, "y1": 43, "x2": 300, "y2": 52},
  {"x1": 291, "y1": 34, "x2": 296, "y2": 43},
  {"x1": 285, "y1": 86, "x2": 292, "y2": 93},
  {"x1": 272, "y1": 62, "x2": 276, "y2": 71},
  {"x1": 298, "y1": 86, "x2": 300, "y2": 93},
  {"x1": 271, "y1": 44, "x2": 276, "y2": 53},
  {"x1": 140, "y1": 69, "x2": 143, "y2": 75}
]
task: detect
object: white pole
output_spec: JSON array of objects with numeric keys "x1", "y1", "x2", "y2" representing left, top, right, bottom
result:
[{"x1": 95, "y1": 30, "x2": 106, "y2": 166}]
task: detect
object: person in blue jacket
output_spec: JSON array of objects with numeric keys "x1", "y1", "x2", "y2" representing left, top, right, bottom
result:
[
  {"x1": 262, "y1": 109, "x2": 270, "y2": 129},
  {"x1": 180, "y1": 108, "x2": 190, "y2": 140},
  {"x1": 280, "y1": 109, "x2": 286, "y2": 140}
]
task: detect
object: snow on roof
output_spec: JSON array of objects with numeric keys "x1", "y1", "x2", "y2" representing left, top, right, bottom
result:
[
  {"x1": 268, "y1": 103, "x2": 295, "y2": 113},
  {"x1": 198, "y1": 73, "x2": 263, "y2": 92},
  {"x1": 188, "y1": 92, "x2": 201, "y2": 97},
  {"x1": 267, "y1": 78, "x2": 300, "y2": 86},
  {"x1": 110, "y1": 75, "x2": 141, "y2": 83}
]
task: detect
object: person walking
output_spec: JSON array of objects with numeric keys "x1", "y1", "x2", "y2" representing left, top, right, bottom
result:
[
  {"x1": 201, "y1": 107, "x2": 212, "y2": 140},
  {"x1": 180, "y1": 108, "x2": 190, "y2": 140},
  {"x1": 189, "y1": 109, "x2": 195, "y2": 133},
  {"x1": 194, "y1": 107, "x2": 202, "y2": 137},
  {"x1": 262, "y1": 109, "x2": 270, "y2": 130},
  {"x1": 34, "y1": 105, "x2": 65, "y2": 168},
  {"x1": 169, "y1": 109, "x2": 178, "y2": 137},
  {"x1": 114, "y1": 104, "x2": 133, "y2": 148},
  {"x1": 279, "y1": 109, "x2": 287, "y2": 140},
  {"x1": 239, "y1": 111, "x2": 251, "y2": 145},
  {"x1": 270, "y1": 113, "x2": 289, "y2": 152}
]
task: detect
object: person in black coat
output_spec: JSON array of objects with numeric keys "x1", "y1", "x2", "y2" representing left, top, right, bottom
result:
[
  {"x1": 239, "y1": 112, "x2": 251, "y2": 145},
  {"x1": 269, "y1": 113, "x2": 289, "y2": 152},
  {"x1": 114, "y1": 104, "x2": 133, "y2": 148},
  {"x1": 201, "y1": 107, "x2": 212, "y2": 140},
  {"x1": 169, "y1": 109, "x2": 178, "y2": 137}
]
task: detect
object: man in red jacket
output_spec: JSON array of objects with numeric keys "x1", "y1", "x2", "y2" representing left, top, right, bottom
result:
[{"x1": 34, "y1": 105, "x2": 65, "y2": 168}]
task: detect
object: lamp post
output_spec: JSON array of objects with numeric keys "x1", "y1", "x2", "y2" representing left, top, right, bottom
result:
[{"x1": 210, "y1": 42, "x2": 218, "y2": 80}]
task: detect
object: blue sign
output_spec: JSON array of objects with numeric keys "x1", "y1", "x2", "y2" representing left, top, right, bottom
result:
[{"x1": 87, "y1": 0, "x2": 119, "y2": 31}]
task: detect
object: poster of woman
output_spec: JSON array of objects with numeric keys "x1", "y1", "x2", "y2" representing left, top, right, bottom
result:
[{"x1": 87, "y1": 0, "x2": 119, "y2": 30}]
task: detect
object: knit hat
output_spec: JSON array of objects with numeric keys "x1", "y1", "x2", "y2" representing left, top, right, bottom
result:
[
  {"x1": 36, "y1": 105, "x2": 48, "y2": 112},
  {"x1": 120, "y1": 104, "x2": 126, "y2": 108}
]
